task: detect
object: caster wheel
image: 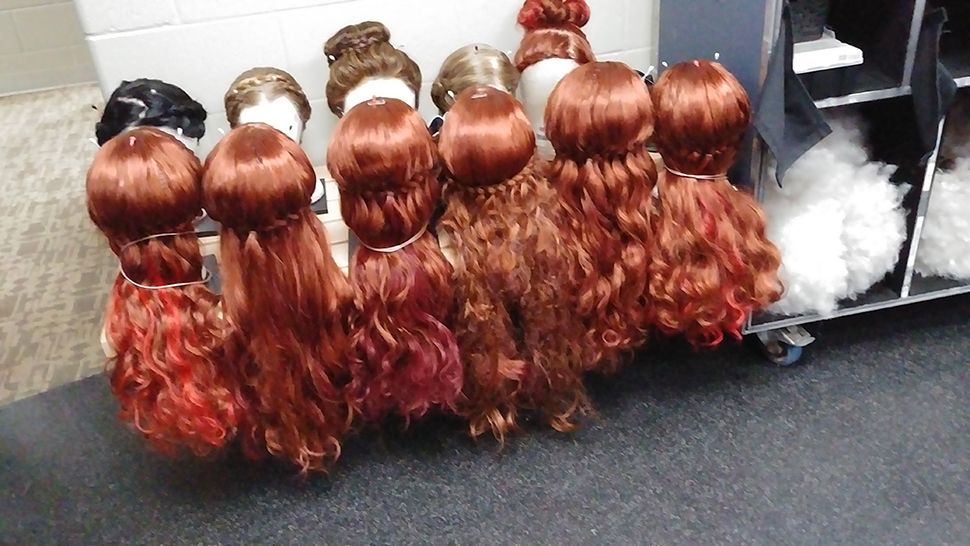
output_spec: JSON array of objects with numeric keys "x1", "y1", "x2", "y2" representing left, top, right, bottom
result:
[{"x1": 761, "y1": 339, "x2": 803, "y2": 367}]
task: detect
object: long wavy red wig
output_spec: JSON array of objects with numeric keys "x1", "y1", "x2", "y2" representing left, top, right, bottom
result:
[
  {"x1": 514, "y1": 0, "x2": 594, "y2": 71},
  {"x1": 438, "y1": 87, "x2": 589, "y2": 441},
  {"x1": 86, "y1": 127, "x2": 238, "y2": 456},
  {"x1": 202, "y1": 123, "x2": 353, "y2": 472},
  {"x1": 544, "y1": 61, "x2": 658, "y2": 370},
  {"x1": 326, "y1": 98, "x2": 462, "y2": 423},
  {"x1": 650, "y1": 60, "x2": 782, "y2": 347}
]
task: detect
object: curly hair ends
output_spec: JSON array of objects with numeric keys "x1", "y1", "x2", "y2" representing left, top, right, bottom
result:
[
  {"x1": 224, "y1": 67, "x2": 311, "y2": 128},
  {"x1": 86, "y1": 128, "x2": 237, "y2": 456},
  {"x1": 324, "y1": 21, "x2": 421, "y2": 116},
  {"x1": 327, "y1": 99, "x2": 462, "y2": 423},
  {"x1": 649, "y1": 60, "x2": 781, "y2": 347},
  {"x1": 514, "y1": 0, "x2": 593, "y2": 71},
  {"x1": 544, "y1": 62, "x2": 657, "y2": 370},
  {"x1": 203, "y1": 123, "x2": 353, "y2": 472},
  {"x1": 431, "y1": 44, "x2": 520, "y2": 114},
  {"x1": 439, "y1": 88, "x2": 589, "y2": 441}
]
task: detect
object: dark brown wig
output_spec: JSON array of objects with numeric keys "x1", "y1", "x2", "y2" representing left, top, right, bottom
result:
[
  {"x1": 544, "y1": 61, "x2": 658, "y2": 370},
  {"x1": 202, "y1": 123, "x2": 353, "y2": 472},
  {"x1": 650, "y1": 59, "x2": 782, "y2": 347},
  {"x1": 326, "y1": 98, "x2": 462, "y2": 423},
  {"x1": 514, "y1": 0, "x2": 594, "y2": 71},
  {"x1": 86, "y1": 127, "x2": 237, "y2": 456},
  {"x1": 438, "y1": 87, "x2": 589, "y2": 441},
  {"x1": 323, "y1": 21, "x2": 421, "y2": 116}
]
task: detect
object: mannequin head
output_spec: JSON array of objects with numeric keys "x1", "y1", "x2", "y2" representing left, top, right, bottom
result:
[
  {"x1": 225, "y1": 67, "x2": 311, "y2": 143},
  {"x1": 514, "y1": 0, "x2": 593, "y2": 135},
  {"x1": 431, "y1": 44, "x2": 520, "y2": 114},
  {"x1": 96, "y1": 79, "x2": 206, "y2": 148},
  {"x1": 324, "y1": 21, "x2": 421, "y2": 116}
]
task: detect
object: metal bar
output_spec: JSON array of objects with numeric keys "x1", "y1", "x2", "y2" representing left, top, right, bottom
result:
[
  {"x1": 955, "y1": 76, "x2": 970, "y2": 88},
  {"x1": 903, "y1": 0, "x2": 928, "y2": 86},
  {"x1": 813, "y1": 85, "x2": 912, "y2": 109},
  {"x1": 743, "y1": 281, "x2": 970, "y2": 334},
  {"x1": 900, "y1": 117, "x2": 947, "y2": 297}
]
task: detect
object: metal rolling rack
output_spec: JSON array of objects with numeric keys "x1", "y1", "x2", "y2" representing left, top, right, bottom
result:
[{"x1": 659, "y1": 0, "x2": 969, "y2": 364}]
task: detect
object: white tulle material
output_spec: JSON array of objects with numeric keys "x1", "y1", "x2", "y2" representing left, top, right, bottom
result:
[
  {"x1": 916, "y1": 100, "x2": 970, "y2": 279},
  {"x1": 763, "y1": 112, "x2": 909, "y2": 316}
]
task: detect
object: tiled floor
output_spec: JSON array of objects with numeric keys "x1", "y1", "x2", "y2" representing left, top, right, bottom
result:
[{"x1": 0, "y1": 84, "x2": 115, "y2": 405}]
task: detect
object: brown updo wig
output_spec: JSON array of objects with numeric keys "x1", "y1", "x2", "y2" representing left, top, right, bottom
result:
[
  {"x1": 544, "y1": 61, "x2": 657, "y2": 370},
  {"x1": 514, "y1": 0, "x2": 594, "y2": 71},
  {"x1": 650, "y1": 59, "x2": 782, "y2": 347},
  {"x1": 431, "y1": 44, "x2": 520, "y2": 114},
  {"x1": 326, "y1": 99, "x2": 462, "y2": 423},
  {"x1": 438, "y1": 87, "x2": 589, "y2": 441},
  {"x1": 324, "y1": 21, "x2": 421, "y2": 116},
  {"x1": 224, "y1": 66, "x2": 312, "y2": 128},
  {"x1": 86, "y1": 127, "x2": 238, "y2": 456},
  {"x1": 202, "y1": 123, "x2": 353, "y2": 472}
]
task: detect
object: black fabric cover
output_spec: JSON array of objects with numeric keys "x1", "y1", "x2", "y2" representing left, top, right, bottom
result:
[
  {"x1": 754, "y1": 0, "x2": 832, "y2": 186},
  {"x1": 912, "y1": 7, "x2": 958, "y2": 161}
]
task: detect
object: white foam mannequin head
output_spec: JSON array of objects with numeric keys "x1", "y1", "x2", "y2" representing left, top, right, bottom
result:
[
  {"x1": 343, "y1": 77, "x2": 416, "y2": 113},
  {"x1": 518, "y1": 58, "x2": 580, "y2": 137},
  {"x1": 237, "y1": 95, "x2": 304, "y2": 143}
]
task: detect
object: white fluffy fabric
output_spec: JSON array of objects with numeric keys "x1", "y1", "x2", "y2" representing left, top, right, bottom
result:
[
  {"x1": 763, "y1": 112, "x2": 908, "y2": 316},
  {"x1": 916, "y1": 156, "x2": 970, "y2": 279}
]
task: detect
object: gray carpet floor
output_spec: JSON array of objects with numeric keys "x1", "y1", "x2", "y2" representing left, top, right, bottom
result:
[
  {"x1": 0, "y1": 85, "x2": 114, "y2": 405},
  {"x1": 1, "y1": 295, "x2": 967, "y2": 545}
]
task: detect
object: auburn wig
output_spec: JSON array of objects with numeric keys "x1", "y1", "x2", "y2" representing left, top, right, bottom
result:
[
  {"x1": 650, "y1": 59, "x2": 782, "y2": 347},
  {"x1": 514, "y1": 0, "x2": 594, "y2": 71},
  {"x1": 431, "y1": 44, "x2": 520, "y2": 113},
  {"x1": 544, "y1": 61, "x2": 657, "y2": 369},
  {"x1": 86, "y1": 127, "x2": 237, "y2": 456},
  {"x1": 224, "y1": 67, "x2": 312, "y2": 128},
  {"x1": 438, "y1": 87, "x2": 589, "y2": 441},
  {"x1": 202, "y1": 123, "x2": 353, "y2": 472},
  {"x1": 324, "y1": 21, "x2": 421, "y2": 116},
  {"x1": 326, "y1": 98, "x2": 461, "y2": 423}
]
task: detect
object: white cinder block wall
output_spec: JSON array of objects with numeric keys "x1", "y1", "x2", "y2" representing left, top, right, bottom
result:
[
  {"x1": 76, "y1": 0, "x2": 659, "y2": 165},
  {"x1": 0, "y1": 0, "x2": 96, "y2": 95}
]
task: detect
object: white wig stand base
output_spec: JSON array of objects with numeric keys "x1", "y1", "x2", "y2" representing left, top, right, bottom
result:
[
  {"x1": 343, "y1": 77, "x2": 417, "y2": 113},
  {"x1": 238, "y1": 95, "x2": 304, "y2": 143},
  {"x1": 763, "y1": 112, "x2": 908, "y2": 316},
  {"x1": 151, "y1": 126, "x2": 199, "y2": 152},
  {"x1": 518, "y1": 58, "x2": 579, "y2": 142}
]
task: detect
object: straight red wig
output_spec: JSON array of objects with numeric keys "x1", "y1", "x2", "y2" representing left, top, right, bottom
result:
[
  {"x1": 438, "y1": 87, "x2": 589, "y2": 441},
  {"x1": 86, "y1": 127, "x2": 238, "y2": 456},
  {"x1": 544, "y1": 61, "x2": 658, "y2": 370},
  {"x1": 649, "y1": 60, "x2": 782, "y2": 347},
  {"x1": 202, "y1": 123, "x2": 353, "y2": 472},
  {"x1": 514, "y1": 0, "x2": 594, "y2": 71},
  {"x1": 326, "y1": 99, "x2": 462, "y2": 423}
]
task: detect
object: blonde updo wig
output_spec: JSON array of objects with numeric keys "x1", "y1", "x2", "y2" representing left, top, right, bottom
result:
[
  {"x1": 224, "y1": 67, "x2": 311, "y2": 128},
  {"x1": 431, "y1": 44, "x2": 520, "y2": 113}
]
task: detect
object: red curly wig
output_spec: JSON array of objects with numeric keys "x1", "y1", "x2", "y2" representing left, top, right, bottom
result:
[
  {"x1": 514, "y1": 0, "x2": 594, "y2": 71},
  {"x1": 86, "y1": 127, "x2": 238, "y2": 456},
  {"x1": 437, "y1": 87, "x2": 589, "y2": 442},
  {"x1": 202, "y1": 123, "x2": 353, "y2": 472},
  {"x1": 326, "y1": 98, "x2": 462, "y2": 423},
  {"x1": 650, "y1": 59, "x2": 782, "y2": 347},
  {"x1": 544, "y1": 61, "x2": 658, "y2": 370}
]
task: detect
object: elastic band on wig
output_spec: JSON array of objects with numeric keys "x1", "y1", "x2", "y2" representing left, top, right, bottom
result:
[
  {"x1": 665, "y1": 166, "x2": 727, "y2": 180},
  {"x1": 357, "y1": 223, "x2": 428, "y2": 253},
  {"x1": 119, "y1": 231, "x2": 211, "y2": 290}
]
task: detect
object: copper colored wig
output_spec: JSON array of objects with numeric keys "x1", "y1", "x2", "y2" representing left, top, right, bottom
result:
[
  {"x1": 202, "y1": 123, "x2": 353, "y2": 472},
  {"x1": 514, "y1": 0, "x2": 594, "y2": 71},
  {"x1": 224, "y1": 67, "x2": 312, "y2": 128},
  {"x1": 544, "y1": 61, "x2": 657, "y2": 369},
  {"x1": 86, "y1": 127, "x2": 237, "y2": 456},
  {"x1": 323, "y1": 21, "x2": 421, "y2": 116},
  {"x1": 650, "y1": 60, "x2": 782, "y2": 347},
  {"x1": 326, "y1": 98, "x2": 461, "y2": 423},
  {"x1": 431, "y1": 44, "x2": 520, "y2": 113},
  {"x1": 438, "y1": 87, "x2": 589, "y2": 441}
]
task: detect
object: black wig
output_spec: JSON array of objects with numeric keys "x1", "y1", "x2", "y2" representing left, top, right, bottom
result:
[{"x1": 96, "y1": 79, "x2": 207, "y2": 145}]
